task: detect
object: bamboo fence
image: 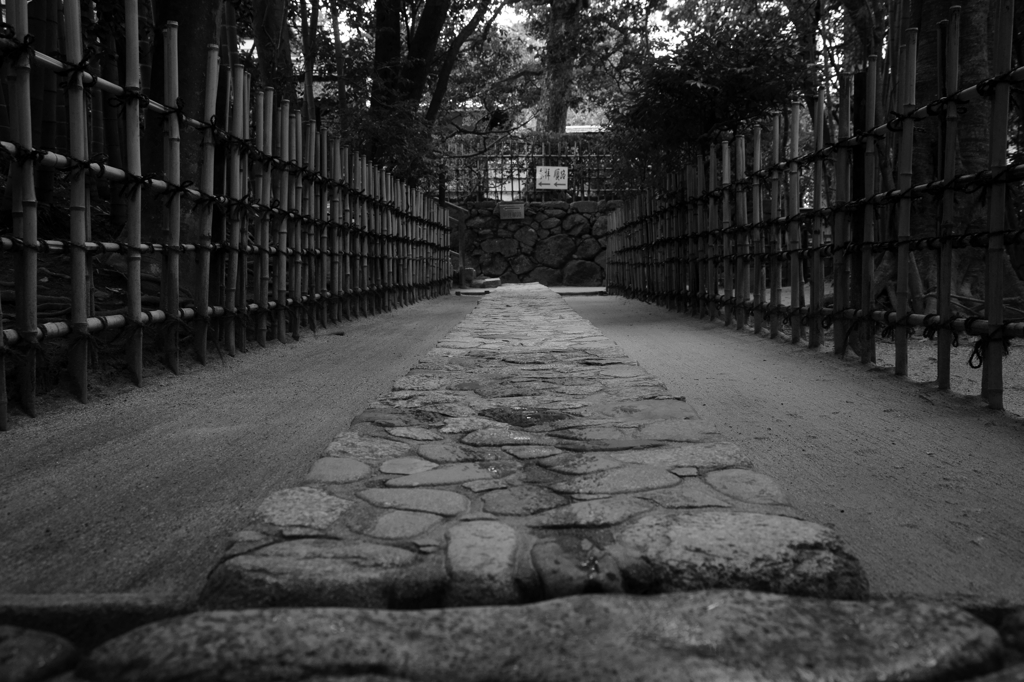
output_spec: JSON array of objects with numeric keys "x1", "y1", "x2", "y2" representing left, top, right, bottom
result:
[
  {"x1": 0, "y1": 0, "x2": 451, "y2": 430},
  {"x1": 606, "y1": 2, "x2": 1024, "y2": 410}
]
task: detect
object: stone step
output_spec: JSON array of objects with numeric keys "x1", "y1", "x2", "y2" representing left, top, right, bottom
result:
[{"x1": 78, "y1": 591, "x2": 1006, "y2": 682}]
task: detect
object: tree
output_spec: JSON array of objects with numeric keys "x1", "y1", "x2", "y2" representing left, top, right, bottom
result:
[
  {"x1": 604, "y1": 2, "x2": 805, "y2": 182},
  {"x1": 517, "y1": 0, "x2": 667, "y2": 133}
]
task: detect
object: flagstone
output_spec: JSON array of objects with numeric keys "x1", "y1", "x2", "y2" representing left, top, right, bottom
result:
[
  {"x1": 550, "y1": 465, "x2": 679, "y2": 495},
  {"x1": 257, "y1": 488, "x2": 352, "y2": 530},
  {"x1": 358, "y1": 488, "x2": 470, "y2": 517},
  {"x1": 482, "y1": 485, "x2": 568, "y2": 516},
  {"x1": 379, "y1": 457, "x2": 438, "y2": 475},
  {"x1": 305, "y1": 457, "x2": 373, "y2": 484},
  {"x1": 385, "y1": 426, "x2": 443, "y2": 441},
  {"x1": 385, "y1": 463, "x2": 496, "y2": 488}
]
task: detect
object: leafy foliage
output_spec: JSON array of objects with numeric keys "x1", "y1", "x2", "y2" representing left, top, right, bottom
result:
[{"x1": 605, "y1": 2, "x2": 807, "y2": 183}]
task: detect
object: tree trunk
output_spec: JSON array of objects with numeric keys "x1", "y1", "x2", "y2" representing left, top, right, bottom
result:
[
  {"x1": 300, "y1": 0, "x2": 319, "y2": 121},
  {"x1": 541, "y1": 0, "x2": 585, "y2": 133},
  {"x1": 252, "y1": 0, "x2": 294, "y2": 100},
  {"x1": 371, "y1": 0, "x2": 402, "y2": 111},
  {"x1": 330, "y1": 5, "x2": 347, "y2": 112}
]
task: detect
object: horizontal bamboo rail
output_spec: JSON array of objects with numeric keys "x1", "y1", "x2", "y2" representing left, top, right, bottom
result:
[
  {"x1": 606, "y1": 4, "x2": 1022, "y2": 411},
  {"x1": 0, "y1": 0, "x2": 452, "y2": 430}
]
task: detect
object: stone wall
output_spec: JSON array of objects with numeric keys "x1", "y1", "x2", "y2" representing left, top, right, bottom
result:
[{"x1": 456, "y1": 200, "x2": 621, "y2": 287}]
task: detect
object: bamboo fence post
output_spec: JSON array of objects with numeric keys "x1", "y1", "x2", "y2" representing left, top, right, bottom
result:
[
  {"x1": 303, "y1": 119, "x2": 316, "y2": 331},
  {"x1": 360, "y1": 154, "x2": 370, "y2": 317},
  {"x1": 686, "y1": 165, "x2": 698, "y2": 315},
  {"x1": 861, "y1": 56, "x2": 878, "y2": 364},
  {"x1": 707, "y1": 150, "x2": 719, "y2": 320},
  {"x1": 330, "y1": 138, "x2": 342, "y2": 323},
  {"x1": 65, "y1": 0, "x2": 90, "y2": 399},
  {"x1": 161, "y1": 21, "x2": 182, "y2": 372},
  {"x1": 289, "y1": 111, "x2": 301, "y2": 339},
  {"x1": 224, "y1": 63, "x2": 244, "y2": 356},
  {"x1": 124, "y1": 0, "x2": 144, "y2": 385},
  {"x1": 696, "y1": 160, "x2": 708, "y2": 317},
  {"x1": 671, "y1": 173, "x2": 683, "y2": 312},
  {"x1": 735, "y1": 134, "x2": 750, "y2": 330},
  {"x1": 982, "y1": 0, "x2": 1013, "y2": 409},
  {"x1": 895, "y1": 33, "x2": 918, "y2": 376},
  {"x1": 769, "y1": 114, "x2": 782, "y2": 338},
  {"x1": 9, "y1": 0, "x2": 38, "y2": 415},
  {"x1": 238, "y1": 72, "x2": 251, "y2": 352},
  {"x1": 721, "y1": 138, "x2": 734, "y2": 326},
  {"x1": 751, "y1": 127, "x2": 765, "y2": 334},
  {"x1": 275, "y1": 99, "x2": 290, "y2": 343},
  {"x1": 255, "y1": 88, "x2": 273, "y2": 347},
  {"x1": 373, "y1": 165, "x2": 383, "y2": 314},
  {"x1": 319, "y1": 131, "x2": 330, "y2": 327},
  {"x1": 834, "y1": 75, "x2": 852, "y2": 357},
  {"x1": 809, "y1": 91, "x2": 825, "y2": 349},
  {"x1": 195, "y1": 44, "x2": 220, "y2": 363},
  {"x1": 351, "y1": 151, "x2": 362, "y2": 317},
  {"x1": 937, "y1": 11, "x2": 960, "y2": 389},
  {"x1": 342, "y1": 146, "x2": 352, "y2": 319},
  {"x1": 787, "y1": 101, "x2": 802, "y2": 344}
]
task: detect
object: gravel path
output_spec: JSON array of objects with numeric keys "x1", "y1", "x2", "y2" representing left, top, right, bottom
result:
[
  {"x1": 0, "y1": 296, "x2": 475, "y2": 597},
  {"x1": 565, "y1": 295, "x2": 1024, "y2": 604}
]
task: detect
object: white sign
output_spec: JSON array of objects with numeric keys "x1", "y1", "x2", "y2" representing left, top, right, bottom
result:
[
  {"x1": 499, "y1": 203, "x2": 525, "y2": 220},
  {"x1": 536, "y1": 166, "x2": 569, "y2": 190}
]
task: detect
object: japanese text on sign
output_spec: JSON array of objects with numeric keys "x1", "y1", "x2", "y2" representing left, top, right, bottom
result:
[{"x1": 536, "y1": 166, "x2": 569, "y2": 190}]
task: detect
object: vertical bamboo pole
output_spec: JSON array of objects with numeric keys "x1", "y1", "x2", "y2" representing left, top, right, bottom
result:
[
  {"x1": 9, "y1": 0, "x2": 38, "y2": 415},
  {"x1": 276, "y1": 99, "x2": 291, "y2": 343},
  {"x1": 386, "y1": 172, "x2": 396, "y2": 311},
  {"x1": 223, "y1": 63, "x2": 244, "y2": 356},
  {"x1": 195, "y1": 44, "x2": 220, "y2": 363},
  {"x1": 161, "y1": 22, "x2": 182, "y2": 372},
  {"x1": 124, "y1": 0, "x2": 144, "y2": 385},
  {"x1": 687, "y1": 165, "x2": 699, "y2": 316},
  {"x1": 751, "y1": 128, "x2": 765, "y2": 334},
  {"x1": 304, "y1": 120, "x2": 316, "y2": 331},
  {"x1": 861, "y1": 56, "x2": 878, "y2": 364},
  {"x1": 696, "y1": 160, "x2": 708, "y2": 317},
  {"x1": 834, "y1": 75, "x2": 852, "y2": 357},
  {"x1": 289, "y1": 111, "x2": 301, "y2": 339},
  {"x1": 708, "y1": 149, "x2": 719, "y2": 320},
  {"x1": 342, "y1": 146, "x2": 352, "y2": 320},
  {"x1": 787, "y1": 101, "x2": 803, "y2": 344},
  {"x1": 937, "y1": 11, "x2": 960, "y2": 389},
  {"x1": 301, "y1": 120, "x2": 313, "y2": 330},
  {"x1": 809, "y1": 91, "x2": 825, "y2": 348},
  {"x1": 721, "y1": 138, "x2": 734, "y2": 326},
  {"x1": 735, "y1": 134, "x2": 749, "y2": 330},
  {"x1": 769, "y1": 114, "x2": 783, "y2": 338},
  {"x1": 330, "y1": 138, "x2": 342, "y2": 323},
  {"x1": 983, "y1": 0, "x2": 1013, "y2": 409},
  {"x1": 65, "y1": 0, "x2": 90, "y2": 399},
  {"x1": 360, "y1": 155, "x2": 370, "y2": 317},
  {"x1": 238, "y1": 72, "x2": 251, "y2": 353},
  {"x1": 319, "y1": 131, "x2": 329, "y2": 326},
  {"x1": 255, "y1": 89, "x2": 272, "y2": 347},
  {"x1": 895, "y1": 32, "x2": 918, "y2": 376}
]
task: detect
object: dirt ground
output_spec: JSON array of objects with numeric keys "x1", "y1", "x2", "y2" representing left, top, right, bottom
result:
[
  {"x1": 0, "y1": 295, "x2": 475, "y2": 598},
  {"x1": 566, "y1": 295, "x2": 1024, "y2": 606},
  {"x1": 2, "y1": 290, "x2": 1022, "y2": 607}
]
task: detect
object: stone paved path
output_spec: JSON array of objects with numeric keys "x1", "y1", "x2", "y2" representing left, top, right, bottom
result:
[{"x1": 4, "y1": 284, "x2": 1022, "y2": 681}]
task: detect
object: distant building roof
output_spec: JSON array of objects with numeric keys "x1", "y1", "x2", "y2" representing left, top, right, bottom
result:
[{"x1": 565, "y1": 125, "x2": 604, "y2": 134}]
